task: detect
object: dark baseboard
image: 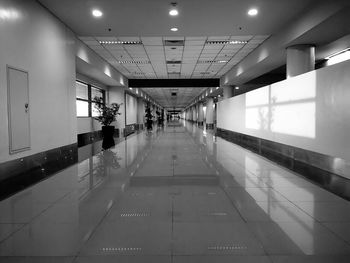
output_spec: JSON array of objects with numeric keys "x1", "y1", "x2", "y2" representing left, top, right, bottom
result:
[
  {"x1": 206, "y1": 123, "x2": 214, "y2": 129},
  {"x1": 78, "y1": 129, "x2": 121, "y2": 148},
  {"x1": 216, "y1": 128, "x2": 350, "y2": 201},
  {"x1": 0, "y1": 143, "x2": 78, "y2": 201},
  {"x1": 124, "y1": 124, "x2": 137, "y2": 137}
]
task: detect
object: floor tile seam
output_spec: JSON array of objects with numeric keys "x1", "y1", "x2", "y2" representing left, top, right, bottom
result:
[
  {"x1": 320, "y1": 222, "x2": 350, "y2": 247},
  {"x1": 219, "y1": 185, "x2": 288, "y2": 257},
  {"x1": 75, "y1": 197, "x2": 120, "y2": 258},
  {"x1": 254, "y1": 199, "x2": 350, "y2": 245},
  {"x1": 0, "y1": 223, "x2": 27, "y2": 245},
  {"x1": 0, "y1": 189, "x2": 76, "y2": 245},
  {"x1": 216, "y1": 136, "x2": 336, "y2": 193},
  {"x1": 270, "y1": 188, "x2": 332, "y2": 226}
]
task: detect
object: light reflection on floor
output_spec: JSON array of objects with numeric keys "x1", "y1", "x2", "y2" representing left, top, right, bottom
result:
[{"x1": 0, "y1": 120, "x2": 350, "y2": 262}]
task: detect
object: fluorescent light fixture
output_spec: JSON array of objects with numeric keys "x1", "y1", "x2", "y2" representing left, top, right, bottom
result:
[
  {"x1": 92, "y1": 9, "x2": 103, "y2": 17},
  {"x1": 171, "y1": 27, "x2": 178, "y2": 32},
  {"x1": 218, "y1": 60, "x2": 228, "y2": 63},
  {"x1": 229, "y1": 40, "x2": 248, "y2": 44},
  {"x1": 99, "y1": 40, "x2": 142, "y2": 45},
  {"x1": 114, "y1": 60, "x2": 150, "y2": 64},
  {"x1": 235, "y1": 86, "x2": 240, "y2": 90},
  {"x1": 325, "y1": 48, "x2": 350, "y2": 66},
  {"x1": 248, "y1": 8, "x2": 258, "y2": 16},
  {"x1": 206, "y1": 40, "x2": 248, "y2": 45}
]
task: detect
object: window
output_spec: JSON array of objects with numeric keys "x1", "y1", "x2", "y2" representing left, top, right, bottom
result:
[{"x1": 76, "y1": 81, "x2": 105, "y2": 117}]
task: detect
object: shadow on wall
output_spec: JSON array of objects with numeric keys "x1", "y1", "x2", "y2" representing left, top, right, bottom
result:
[{"x1": 245, "y1": 72, "x2": 316, "y2": 140}]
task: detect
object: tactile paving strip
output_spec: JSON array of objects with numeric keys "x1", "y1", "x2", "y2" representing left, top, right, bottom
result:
[
  {"x1": 102, "y1": 247, "x2": 142, "y2": 252},
  {"x1": 120, "y1": 213, "x2": 150, "y2": 217},
  {"x1": 208, "y1": 245, "x2": 247, "y2": 250}
]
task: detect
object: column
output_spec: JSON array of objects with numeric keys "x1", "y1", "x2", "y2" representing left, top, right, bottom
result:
[
  {"x1": 286, "y1": 44, "x2": 315, "y2": 78},
  {"x1": 192, "y1": 106, "x2": 197, "y2": 123},
  {"x1": 137, "y1": 97, "x2": 144, "y2": 130},
  {"x1": 206, "y1": 98, "x2": 214, "y2": 129},
  {"x1": 198, "y1": 102, "x2": 204, "y2": 126},
  {"x1": 223, "y1": 86, "x2": 233, "y2": 99}
]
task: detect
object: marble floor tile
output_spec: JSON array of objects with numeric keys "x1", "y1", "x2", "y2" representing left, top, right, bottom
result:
[
  {"x1": 248, "y1": 221, "x2": 350, "y2": 255},
  {"x1": 0, "y1": 224, "x2": 25, "y2": 243}
]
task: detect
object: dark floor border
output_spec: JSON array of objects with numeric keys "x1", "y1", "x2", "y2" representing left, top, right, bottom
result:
[
  {"x1": 0, "y1": 143, "x2": 78, "y2": 201},
  {"x1": 216, "y1": 128, "x2": 350, "y2": 201}
]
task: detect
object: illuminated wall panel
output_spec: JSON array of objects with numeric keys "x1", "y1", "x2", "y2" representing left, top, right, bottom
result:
[
  {"x1": 271, "y1": 102, "x2": 315, "y2": 138},
  {"x1": 217, "y1": 59, "x2": 350, "y2": 161}
]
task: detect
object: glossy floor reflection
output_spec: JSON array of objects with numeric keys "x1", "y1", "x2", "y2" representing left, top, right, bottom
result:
[{"x1": 0, "y1": 121, "x2": 350, "y2": 262}]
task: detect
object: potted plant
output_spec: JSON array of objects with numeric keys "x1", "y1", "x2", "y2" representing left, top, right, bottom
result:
[
  {"x1": 145, "y1": 103, "x2": 153, "y2": 131},
  {"x1": 93, "y1": 96, "x2": 122, "y2": 149}
]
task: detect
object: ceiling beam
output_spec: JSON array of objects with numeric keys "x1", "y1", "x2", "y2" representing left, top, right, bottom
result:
[{"x1": 128, "y1": 79, "x2": 220, "y2": 88}]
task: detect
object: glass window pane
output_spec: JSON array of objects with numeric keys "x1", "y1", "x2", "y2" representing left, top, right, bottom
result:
[
  {"x1": 76, "y1": 100, "x2": 89, "y2": 117},
  {"x1": 76, "y1": 82, "x2": 88, "y2": 100},
  {"x1": 92, "y1": 102, "x2": 101, "y2": 117},
  {"x1": 91, "y1": 87, "x2": 103, "y2": 101}
]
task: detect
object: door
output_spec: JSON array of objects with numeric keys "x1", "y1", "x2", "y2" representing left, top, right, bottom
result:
[{"x1": 7, "y1": 66, "x2": 30, "y2": 154}]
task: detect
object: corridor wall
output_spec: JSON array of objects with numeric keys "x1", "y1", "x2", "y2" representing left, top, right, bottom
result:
[
  {"x1": 217, "y1": 59, "x2": 350, "y2": 179},
  {"x1": 0, "y1": 0, "x2": 76, "y2": 163}
]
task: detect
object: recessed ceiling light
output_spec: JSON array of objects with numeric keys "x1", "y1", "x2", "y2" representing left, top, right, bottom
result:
[
  {"x1": 248, "y1": 8, "x2": 258, "y2": 16},
  {"x1": 169, "y1": 9, "x2": 178, "y2": 16},
  {"x1": 235, "y1": 86, "x2": 240, "y2": 90},
  {"x1": 92, "y1": 9, "x2": 103, "y2": 17},
  {"x1": 171, "y1": 27, "x2": 178, "y2": 32}
]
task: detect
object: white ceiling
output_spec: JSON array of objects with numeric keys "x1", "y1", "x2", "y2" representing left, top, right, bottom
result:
[
  {"x1": 38, "y1": 0, "x2": 318, "y2": 36},
  {"x1": 141, "y1": 87, "x2": 207, "y2": 109},
  {"x1": 79, "y1": 35, "x2": 269, "y2": 79},
  {"x1": 37, "y1": 0, "x2": 330, "y2": 109}
]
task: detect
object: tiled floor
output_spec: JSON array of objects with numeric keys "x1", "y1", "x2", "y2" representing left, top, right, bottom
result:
[{"x1": 0, "y1": 121, "x2": 350, "y2": 262}]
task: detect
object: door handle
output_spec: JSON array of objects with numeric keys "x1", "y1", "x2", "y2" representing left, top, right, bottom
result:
[{"x1": 25, "y1": 103, "x2": 29, "y2": 113}]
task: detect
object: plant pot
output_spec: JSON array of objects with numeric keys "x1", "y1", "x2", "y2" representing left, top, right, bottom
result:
[{"x1": 102, "y1": 125, "x2": 115, "y2": 150}]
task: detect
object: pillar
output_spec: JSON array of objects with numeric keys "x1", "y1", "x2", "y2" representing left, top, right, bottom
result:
[
  {"x1": 223, "y1": 86, "x2": 233, "y2": 99},
  {"x1": 137, "y1": 97, "x2": 145, "y2": 129},
  {"x1": 198, "y1": 103, "x2": 204, "y2": 126},
  {"x1": 206, "y1": 98, "x2": 214, "y2": 129},
  {"x1": 192, "y1": 106, "x2": 197, "y2": 123},
  {"x1": 286, "y1": 44, "x2": 315, "y2": 78}
]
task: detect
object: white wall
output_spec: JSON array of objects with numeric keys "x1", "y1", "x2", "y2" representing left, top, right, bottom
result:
[
  {"x1": 218, "y1": 59, "x2": 350, "y2": 164},
  {"x1": 0, "y1": 0, "x2": 76, "y2": 162},
  {"x1": 125, "y1": 93, "x2": 137, "y2": 125}
]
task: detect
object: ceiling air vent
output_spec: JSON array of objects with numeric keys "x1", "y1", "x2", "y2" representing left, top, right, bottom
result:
[
  {"x1": 166, "y1": 60, "x2": 182, "y2": 64},
  {"x1": 198, "y1": 60, "x2": 216, "y2": 64},
  {"x1": 163, "y1": 40, "x2": 185, "y2": 46},
  {"x1": 171, "y1": 92, "x2": 177, "y2": 96}
]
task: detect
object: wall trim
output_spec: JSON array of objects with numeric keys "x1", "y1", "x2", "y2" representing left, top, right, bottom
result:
[
  {"x1": 0, "y1": 143, "x2": 78, "y2": 201},
  {"x1": 216, "y1": 128, "x2": 350, "y2": 201}
]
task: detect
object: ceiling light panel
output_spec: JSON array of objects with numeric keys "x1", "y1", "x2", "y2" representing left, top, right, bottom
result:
[{"x1": 82, "y1": 35, "x2": 270, "y2": 79}]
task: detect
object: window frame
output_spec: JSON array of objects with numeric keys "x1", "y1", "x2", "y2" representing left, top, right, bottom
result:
[{"x1": 76, "y1": 80, "x2": 105, "y2": 118}]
